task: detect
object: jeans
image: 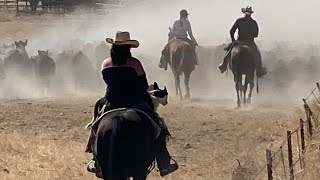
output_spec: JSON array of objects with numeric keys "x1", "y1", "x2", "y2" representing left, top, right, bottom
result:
[{"x1": 134, "y1": 101, "x2": 171, "y2": 170}]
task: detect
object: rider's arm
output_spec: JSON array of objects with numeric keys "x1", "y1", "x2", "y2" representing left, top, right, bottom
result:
[
  {"x1": 171, "y1": 21, "x2": 178, "y2": 36},
  {"x1": 135, "y1": 62, "x2": 155, "y2": 110},
  {"x1": 230, "y1": 19, "x2": 239, "y2": 42},
  {"x1": 186, "y1": 21, "x2": 198, "y2": 45},
  {"x1": 130, "y1": 57, "x2": 148, "y2": 91},
  {"x1": 253, "y1": 20, "x2": 259, "y2": 38}
]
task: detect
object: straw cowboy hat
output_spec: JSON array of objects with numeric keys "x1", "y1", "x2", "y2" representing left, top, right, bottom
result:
[
  {"x1": 241, "y1": 6, "x2": 254, "y2": 15},
  {"x1": 106, "y1": 31, "x2": 139, "y2": 48}
]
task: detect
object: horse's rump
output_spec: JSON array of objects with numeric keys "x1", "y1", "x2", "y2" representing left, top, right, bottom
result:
[
  {"x1": 94, "y1": 109, "x2": 157, "y2": 178},
  {"x1": 230, "y1": 44, "x2": 255, "y2": 73},
  {"x1": 169, "y1": 39, "x2": 195, "y2": 74}
]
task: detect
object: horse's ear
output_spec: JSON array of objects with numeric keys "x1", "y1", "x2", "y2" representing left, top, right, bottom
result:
[
  {"x1": 24, "y1": 40, "x2": 28, "y2": 46},
  {"x1": 38, "y1": 50, "x2": 41, "y2": 55},
  {"x1": 14, "y1": 41, "x2": 18, "y2": 47},
  {"x1": 164, "y1": 86, "x2": 167, "y2": 91},
  {"x1": 47, "y1": 49, "x2": 49, "y2": 54},
  {"x1": 169, "y1": 27, "x2": 172, "y2": 31}
]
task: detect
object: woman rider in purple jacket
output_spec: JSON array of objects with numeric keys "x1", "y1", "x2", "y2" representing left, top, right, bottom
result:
[{"x1": 87, "y1": 31, "x2": 178, "y2": 177}]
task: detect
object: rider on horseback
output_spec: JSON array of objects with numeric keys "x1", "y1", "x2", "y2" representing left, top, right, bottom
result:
[
  {"x1": 159, "y1": 9, "x2": 198, "y2": 70},
  {"x1": 86, "y1": 31, "x2": 178, "y2": 177},
  {"x1": 218, "y1": 6, "x2": 267, "y2": 78}
]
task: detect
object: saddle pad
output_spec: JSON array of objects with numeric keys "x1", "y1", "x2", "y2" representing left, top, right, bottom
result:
[{"x1": 92, "y1": 108, "x2": 161, "y2": 139}]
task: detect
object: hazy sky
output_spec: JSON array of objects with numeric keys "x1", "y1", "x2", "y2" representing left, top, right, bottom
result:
[
  {"x1": 85, "y1": 0, "x2": 319, "y2": 54},
  {"x1": 28, "y1": 0, "x2": 320, "y2": 56}
]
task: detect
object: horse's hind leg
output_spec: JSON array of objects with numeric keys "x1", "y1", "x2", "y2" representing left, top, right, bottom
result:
[
  {"x1": 174, "y1": 73, "x2": 182, "y2": 100},
  {"x1": 184, "y1": 71, "x2": 191, "y2": 99},
  {"x1": 247, "y1": 74, "x2": 255, "y2": 104},
  {"x1": 243, "y1": 76, "x2": 249, "y2": 104},
  {"x1": 235, "y1": 81, "x2": 241, "y2": 108}
]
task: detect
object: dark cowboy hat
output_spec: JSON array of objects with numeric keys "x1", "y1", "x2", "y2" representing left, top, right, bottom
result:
[
  {"x1": 180, "y1": 9, "x2": 189, "y2": 16},
  {"x1": 241, "y1": 6, "x2": 254, "y2": 15}
]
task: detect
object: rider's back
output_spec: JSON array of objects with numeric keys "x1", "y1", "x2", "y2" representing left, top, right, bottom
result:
[
  {"x1": 102, "y1": 57, "x2": 146, "y2": 107},
  {"x1": 172, "y1": 19, "x2": 191, "y2": 39},
  {"x1": 233, "y1": 17, "x2": 258, "y2": 42}
]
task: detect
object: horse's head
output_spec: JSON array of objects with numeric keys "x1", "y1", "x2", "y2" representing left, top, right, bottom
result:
[{"x1": 148, "y1": 82, "x2": 168, "y2": 111}]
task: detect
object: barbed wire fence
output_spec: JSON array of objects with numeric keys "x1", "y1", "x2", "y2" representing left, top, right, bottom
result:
[{"x1": 244, "y1": 82, "x2": 320, "y2": 180}]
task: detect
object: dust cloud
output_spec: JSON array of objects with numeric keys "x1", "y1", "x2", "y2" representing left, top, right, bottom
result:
[{"x1": 1, "y1": 0, "x2": 320, "y2": 106}]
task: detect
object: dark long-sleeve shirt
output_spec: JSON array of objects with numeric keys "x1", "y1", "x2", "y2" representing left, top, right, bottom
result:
[{"x1": 230, "y1": 16, "x2": 259, "y2": 42}]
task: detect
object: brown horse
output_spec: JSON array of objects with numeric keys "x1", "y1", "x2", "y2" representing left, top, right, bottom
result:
[
  {"x1": 230, "y1": 43, "x2": 258, "y2": 108},
  {"x1": 161, "y1": 39, "x2": 195, "y2": 100}
]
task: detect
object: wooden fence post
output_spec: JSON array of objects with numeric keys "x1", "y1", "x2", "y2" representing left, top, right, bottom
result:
[
  {"x1": 287, "y1": 131, "x2": 294, "y2": 180},
  {"x1": 300, "y1": 119, "x2": 306, "y2": 153},
  {"x1": 266, "y1": 149, "x2": 273, "y2": 180},
  {"x1": 303, "y1": 99, "x2": 313, "y2": 138},
  {"x1": 299, "y1": 119, "x2": 305, "y2": 169}
]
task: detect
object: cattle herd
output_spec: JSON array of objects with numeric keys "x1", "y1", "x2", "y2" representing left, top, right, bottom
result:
[{"x1": 0, "y1": 39, "x2": 111, "y2": 96}]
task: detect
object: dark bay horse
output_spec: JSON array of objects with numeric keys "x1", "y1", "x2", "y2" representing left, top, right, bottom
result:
[
  {"x1": 93, "y1": 109, "x2": 158, "y2": 180},
  {"x1": 230, "y1": 43, "x2": 258, "y2": 108},
  {"x1": 161, "y1": 28, "x2": 196, "y2": 99}
]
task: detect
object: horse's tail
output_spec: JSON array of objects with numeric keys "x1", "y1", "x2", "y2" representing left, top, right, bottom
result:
[
  {"x1": 108, "y1": 116, "x2": 129, "y2": 176},
  {"x1": 109, "y1": 112, "x2": 153, "y2": 177}
]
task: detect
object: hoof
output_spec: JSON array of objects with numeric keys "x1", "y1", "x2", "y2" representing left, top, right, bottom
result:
[{"x1": 184, "y1": 94, "x2": 190, "y2": 99}]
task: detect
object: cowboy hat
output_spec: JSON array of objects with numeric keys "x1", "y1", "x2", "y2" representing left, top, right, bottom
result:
[
  {"x1": 106, "y1": 31, "x2": 139, "y2": 48},
  {"x1": 180, "y1": 9, "x2": 189, "y2": 16},
  {"x1": 241, "y1": 6, "x2": 254, "y2": 15}
]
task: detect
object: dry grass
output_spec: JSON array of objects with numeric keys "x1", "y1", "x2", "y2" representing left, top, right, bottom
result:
[{"x1": 0, "y1": 96, "x2": 304, "y2": 180}]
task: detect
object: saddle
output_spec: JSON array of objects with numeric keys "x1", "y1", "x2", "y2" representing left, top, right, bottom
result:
[{"x1": 89, "y1": 107, "x2": 161, "y2": 139}]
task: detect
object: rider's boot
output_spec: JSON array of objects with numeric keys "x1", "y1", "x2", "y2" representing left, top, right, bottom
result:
[
  {"x1": 159, "y1": 45, "x2": 169, "y2": 70},
  {"x1": 87, "y1": 156, "x2": 103, "y2": 178},
  {"x1": 155, "y1": 132, "x2": 179, "y2": 177},
  {"x1": 219, "y1": 56, "x2": 229, "y2": 73},
  {"x1": 158, "y1": 55, "x2": 168, "y2": 70}
]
